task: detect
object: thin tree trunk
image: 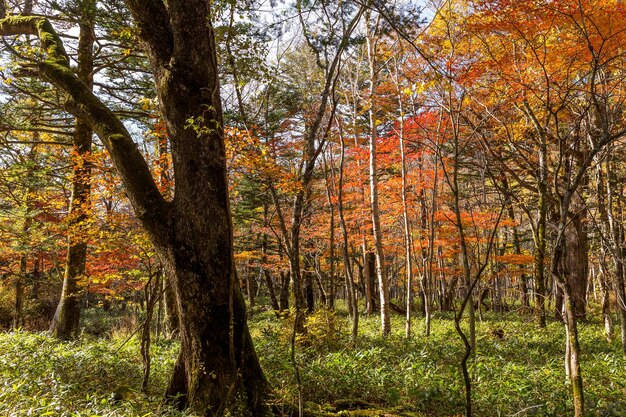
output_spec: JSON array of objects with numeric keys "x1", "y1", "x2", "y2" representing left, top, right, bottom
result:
[
  {"x1": 565, "y1": 201, "x2": 588, "y2": 319},
  {"x1": 338, "y1": 124, "x2": 358, "y2": 342},
  {"x1": 605, "y1": 155, "x2": 626, "y2": 355},
  {"x1": 280, "y1": 271, "x2": 290, "y2": 312},
  {"x1": 13, "y1": 257, "x2": 25, "y2": 330},
  {"x1": 322, "y1": 151, "x2": 336, "y2": 310},
  {"x1": 535, "y1": 171, "x2": 548, "y2": 327},
  {"x1": 366, "y1": 15, "x2": 390, "y2": 336},
  {"x1": 141, "y1": 269, "x2": 161, "y2": 393},
  {"x1": 245, "y1": 263, "x2": 255, "y2": 317},
  {"x1": 14, "y1": 144, "x2": 38, "y2": 330},
  {"x1": 50, "y1": 0, "x2": 95, "y2": 340},
  {"x1": 395, "y1": 78, "x2": 414, "y2": 339},
  {"x1": 163, "y1": 281, "x2": 179, "y2": 338}
]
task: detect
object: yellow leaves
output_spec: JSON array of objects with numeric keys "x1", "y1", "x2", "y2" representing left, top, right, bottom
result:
[
  {"x1": 112, "y1": 27, "x2": 134, "y2": 41},
  {"x1": 235, "y1": 250, "x2": 262, "y2": 261},
  {"x1": 138, "y1": 97, "x2": 154, "y2": 112}
]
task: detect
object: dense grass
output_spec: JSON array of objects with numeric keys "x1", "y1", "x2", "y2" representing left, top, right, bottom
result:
[
  {"x1": 0, "y1": 331, "x2": 183, "y2": 417},
  {"x1": 1, "y1": 304, "x2": 625, "y2": 416},
  {"x1": 253, "y1": 307, "x2": 626, "y2": 416}
]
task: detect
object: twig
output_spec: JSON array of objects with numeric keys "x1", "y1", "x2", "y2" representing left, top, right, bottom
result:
[{"x1": 508, "y1": 404, "x2": 543, "y2": 416}]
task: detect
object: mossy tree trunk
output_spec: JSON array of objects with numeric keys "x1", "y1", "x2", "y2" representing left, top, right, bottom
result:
[
  {"x1": 14, "y1": 143, "x2": 38, "y2": 330},
  {"x1": 50, "y1": 0, "x2": 95, "y2": 341}
]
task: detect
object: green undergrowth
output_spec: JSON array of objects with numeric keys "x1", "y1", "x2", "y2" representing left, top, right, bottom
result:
[
  {"x1": 252, "y1": 306, "x2": 626, "y2": 416},
  {"x1": 0, "y1": 331, "x2": 183, "y2": 417},
  {"x1": 1, "y1": 305, "x2": 626, "y2": 416}
]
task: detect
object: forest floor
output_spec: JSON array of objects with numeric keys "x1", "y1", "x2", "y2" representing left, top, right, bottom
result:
[{"x1": 0, "y1": 303, "x2": 625, "y2": 416}]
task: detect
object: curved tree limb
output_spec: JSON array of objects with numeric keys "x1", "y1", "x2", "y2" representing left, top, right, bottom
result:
[{"x1": 0, "y1": 15, "x2": 169, "y2": 240}]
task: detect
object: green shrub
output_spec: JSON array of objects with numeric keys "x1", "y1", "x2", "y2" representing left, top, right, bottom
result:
[{"x1": 0, "y1": 331, "x2": 184, "y2": 416}]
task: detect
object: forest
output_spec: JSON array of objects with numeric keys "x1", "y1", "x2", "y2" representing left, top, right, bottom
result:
[{"x1": 0, "y1": 0, "x2": 625, "y2": 416}]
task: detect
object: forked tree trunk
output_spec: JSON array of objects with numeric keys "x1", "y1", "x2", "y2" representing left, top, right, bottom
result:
[{"x1": 0, "y1": 3, "x2": 270, "y2": 413}]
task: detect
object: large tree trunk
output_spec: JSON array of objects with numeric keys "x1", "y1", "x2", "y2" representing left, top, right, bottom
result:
[
  {"x1": 50, "y1": 0, "x2": 95, "y2": 340},
  {"x1": 146, "y1": 4, "x2": 269, "y2": 409},
  {"x1": 0, "y1": 2, "x2": 270, "y2": 413}
]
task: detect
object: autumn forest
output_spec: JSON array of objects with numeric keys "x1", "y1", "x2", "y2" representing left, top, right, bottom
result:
[{"x1": 0, "y1": 0, "x2": 625, "y2": 416}]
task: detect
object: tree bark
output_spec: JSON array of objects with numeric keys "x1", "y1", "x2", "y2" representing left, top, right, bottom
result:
[
  {"x1": 279, "y1": 271, "x2": 290, "y2": 312},
  {"x1": 565, "y1": 198, "x2": 588, "y2": 319},
  {"x1": 366, "y1": 14, "x2": 390, "y2": 336},
  {"x1": 261, "y1": 222, "x2": 280, "y2": 313},
  {"x1": 605, "y1": 154, "x2": 626, "y2": 355},
  {"x1": 50, "y1": 0, "x2": 95, "y2": 340},
  {"x1": 338, "y1": 125, "x2": 358, "y2": 342},
  {"x1": 396, "y1": 81, "x2": 413, "y2": 339}
]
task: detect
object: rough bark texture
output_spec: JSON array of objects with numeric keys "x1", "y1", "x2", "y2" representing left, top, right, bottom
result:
[
  {"x1": 163, "y1": 281, "x2": 179, "y2": 338},
  {"x1": 129, "y1": 1, "x2": 270, "y2": 412},
  {"x1": 565, "y1": 200, "x2": 588, "y2": 319}
]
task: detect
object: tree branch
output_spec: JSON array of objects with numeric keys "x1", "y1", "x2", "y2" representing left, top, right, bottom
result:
[{"x1": 0, "y1": 15, "x2": 169, "y2": 240}]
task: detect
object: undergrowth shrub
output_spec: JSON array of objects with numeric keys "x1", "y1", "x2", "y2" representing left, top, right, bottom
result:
[
  {"x1": 252, "y1": 308, "x2": 626, "y2": 416},
  {"x1": 2, "y1": 304, "x2": 626, "y2": 416},
  {"x1": 0, "y1": 331, "x2": 183, "y2": 417}
]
